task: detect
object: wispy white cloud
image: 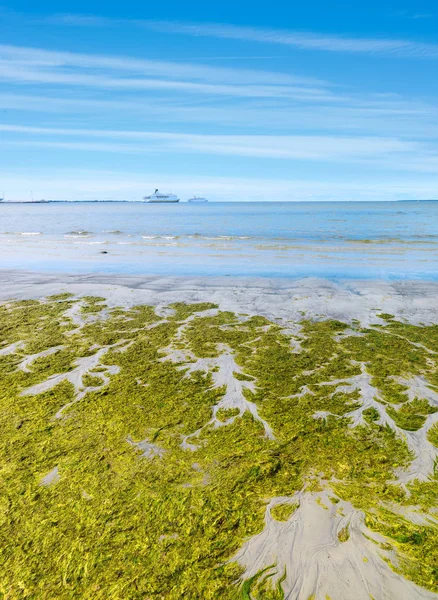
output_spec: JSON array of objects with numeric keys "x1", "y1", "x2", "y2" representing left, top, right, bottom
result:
[
  {"x1": 0, "y1": 124, "x2": 427, "y2": 165},
  {"x1": 0, "y1": 44, "x2": 336, "y2": 99},
  {"x1": 47, "y1": 15, "x2": 438, "y2": 58},
  {"x1": 0, "y1": 63, "x2": 318, "y2": 99},
  {"x1": 0, "y1": 44, "x2": 322, "y2": 86},
  {"x1": 1, "y1": 93, "x2": 437, "y2": 140}
]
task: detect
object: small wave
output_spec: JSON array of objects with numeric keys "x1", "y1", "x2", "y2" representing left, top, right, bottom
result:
[
  {"x1": 102, "y1": 229, "x2": 123, "y2": 234},
  {"x1": 65, "y1": 235, "x2": 91, "y2": 239},
  {"x1": 75, "y1": 241, "x2": 107, "y2": 245},
  {"x1": 19, "y1": 231, "x2": 42, "y2": 236},
  {"x1": 204, "y1": 235, "x2": 243, "y2": 241},
  {"x1": 65, "y1": 230, "x2": 93, "y2": 236},
  {"x1": 188, "y1": 234, "x2": 251, "y2": 241},
  {"x1": 343, "y1": 237, "x2": 438, "y2": 245},
  {"x1": 141, "y1": 235, "x2": 178, "y2": 240}
]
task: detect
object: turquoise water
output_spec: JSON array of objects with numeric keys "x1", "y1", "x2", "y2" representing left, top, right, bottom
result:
[{"x1": 0, "y1": 201, "x2": 437, "y2": 279}]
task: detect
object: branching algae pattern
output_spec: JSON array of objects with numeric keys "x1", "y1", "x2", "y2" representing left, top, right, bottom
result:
[{"x1": 0, "y1": 296, "x2": 437, "y2": 598}]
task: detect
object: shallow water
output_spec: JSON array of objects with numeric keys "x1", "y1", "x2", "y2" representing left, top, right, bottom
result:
[{"x1": 0, "y1": 201, "x2": 437, "y2": 279}]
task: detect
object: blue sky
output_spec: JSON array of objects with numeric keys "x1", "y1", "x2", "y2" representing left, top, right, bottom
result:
[{"x1": 0, "y1": 0, "x2": 437, "y2": 201}]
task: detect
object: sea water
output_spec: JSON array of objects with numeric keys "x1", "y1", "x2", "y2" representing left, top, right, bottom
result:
[{"x1": 0, "y1": 201, "x2": 437, "y2": 279}]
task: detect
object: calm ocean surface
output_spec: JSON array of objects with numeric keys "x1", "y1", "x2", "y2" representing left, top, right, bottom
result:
[{"x1": 1, "y1": 201, "x2": 437, "y2": 279}]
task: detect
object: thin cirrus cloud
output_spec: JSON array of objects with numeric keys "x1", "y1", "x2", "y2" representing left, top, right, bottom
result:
[
  {"x1": 0, "y1": 91, "x2": 428, "y2": 117},
  {"x1": 0, "y1": 44, "x2": 321, "y2": 86},
  {"x1": 2, "y1": 44, "x2": 435, "y2": 123},
  {"x1": 2, "y1": 93, "x2": 438, "y2": 144},
  {"x1": 0, "y1": 124, "x2": 425, "y2": 165},
  {"x1": 0, "y1": 45, "x2": 336, "y2": 100},
  {"x1": 47, "y1": 14, "x2": 438, "y2": 59},
  {"x1": 0, "y1": 63, "x2": 318, "y2": 99},
  {"x1": 0, "y1": 76, "x2": 437, "y2": 141},
  {"x1": 2, "y1": 43, "x2": 437, "y2": 144}
]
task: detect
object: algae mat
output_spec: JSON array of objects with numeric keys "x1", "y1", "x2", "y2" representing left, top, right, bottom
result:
[{"x1": 0, "y1": 295, "x2": 438, "y2": 599}]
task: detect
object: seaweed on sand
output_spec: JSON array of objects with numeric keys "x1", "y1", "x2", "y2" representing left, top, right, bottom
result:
[{"x1": 0, "y1": 297, "x2": 438, "y2": 597}]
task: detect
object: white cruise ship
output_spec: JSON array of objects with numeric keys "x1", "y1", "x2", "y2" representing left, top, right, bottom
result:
[
  {"x1": 188, "y1": 196, "x2": 208, "y2": 203},
  {"x1": 143, "y1": 189, "x2": 180, "y2": 203}
]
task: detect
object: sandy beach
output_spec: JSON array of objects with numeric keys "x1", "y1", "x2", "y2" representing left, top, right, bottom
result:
[
  {"x1": 1, "y1": 269, "x2": 438, "y2": 599},
  {"x1": 2, "y1": 269, "x2": 438, "y2": 326}
]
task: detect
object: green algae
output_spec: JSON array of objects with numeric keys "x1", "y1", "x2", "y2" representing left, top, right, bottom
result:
[
  {"x1": 427, "y1": 423, "x2": 438, "y2": 448},
  {"x1": 216, "y1": 407, "x2": 240, "y2": 422},
  {"x1": 47, "y1": 293, "x2": 75, "y2": 301},
  {"x1": 377, "y1": 313, "x2": 395, "y2": 321},
  {"x1": 242, "y1": 566, "x2": 285, "y2": 600},
  {"x1": 82, "y1": 373, "x2": 105, "y2": 387},
  {"x1": 363, "y1": 407, "x2": 380, "y2": 423},
  {"x1": 80, "y1": 296, "x2": 108, "y2": 314},
  {"x1": 387, "y1": 399, "x2": 437, "y2": 431},
  {"x1": 365, "y1": 510, "x2": 438, "y2": 590},
  {"x1": 234, "y1": 372, "x2": 255, "y2": 382},
  {"x1": 271, "y1": 502, "x2": 299, "y2": 522},
  {"x1": 0, "y1": 297, "x2": 437, "y2": 597},
  {"x1": 168, "y1": 301, "x2": 219, "y2": 321},
  {"x1": 337, "y1": 525, "x2": 350, "y2": 542}
]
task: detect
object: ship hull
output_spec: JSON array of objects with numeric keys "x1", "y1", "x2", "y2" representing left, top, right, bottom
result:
[{"x1": 146, "y1": 199, "x2": 180, "y2": 203}]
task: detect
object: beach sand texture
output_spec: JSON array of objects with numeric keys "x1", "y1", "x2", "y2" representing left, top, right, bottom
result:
[{"x1": 1, "y1": 273, "x2": 438, "y2": 599}]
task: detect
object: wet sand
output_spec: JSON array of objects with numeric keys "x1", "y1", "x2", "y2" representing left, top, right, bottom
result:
[{"x1": 1, "y1": 269, "x2": 438, "y2": 327}]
